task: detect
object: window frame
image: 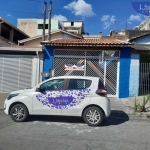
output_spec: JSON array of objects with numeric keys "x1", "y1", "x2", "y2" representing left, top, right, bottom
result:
[
  {"x1": 38, "y1": 24, "x2": 48, "y2": 29},
  {"x1": 66, "y1": 78, "x2": 92, "y2": 90}
]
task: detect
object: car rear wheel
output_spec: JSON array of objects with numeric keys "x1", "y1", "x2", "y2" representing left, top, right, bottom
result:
[
  {"x1": 83, "y1": 106, "x2": 104, "y2": 126},
  {"x1": 10, "y1": 104, "x2": 29, "y2": 122}
]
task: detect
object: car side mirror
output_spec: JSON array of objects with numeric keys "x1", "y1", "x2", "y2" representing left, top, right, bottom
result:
[
  {"x1": 36, "y1": 87, "x2": 41, "y2": 92},
  {"x1": 36, "y1": 86, "x2": 45, "y2": 92}
]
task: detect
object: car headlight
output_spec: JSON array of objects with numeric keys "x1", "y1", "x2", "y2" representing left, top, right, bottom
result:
[{"x1": 7, "y1": 93, "x2": 20, "y2": 100}]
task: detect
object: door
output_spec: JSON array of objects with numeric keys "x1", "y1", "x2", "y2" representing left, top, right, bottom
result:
[
  {"x1": 62, "y1": 78, "x2": 93, "y2": 116},
  {"x1": 32, "y1": 79, "x2": 66, "y2": 115}
]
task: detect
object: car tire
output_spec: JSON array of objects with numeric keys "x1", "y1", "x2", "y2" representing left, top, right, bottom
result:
[
  {"x1": 10, "y1": 104, "x2": 29, "y2": 122},
  {"x1": 83, "y1": 106, "x2": 104, "y2": 126}
]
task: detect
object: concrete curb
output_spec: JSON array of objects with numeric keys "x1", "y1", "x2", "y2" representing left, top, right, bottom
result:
[{"x1": 111, "y1": 110, "x2": 150, "y2": 117}]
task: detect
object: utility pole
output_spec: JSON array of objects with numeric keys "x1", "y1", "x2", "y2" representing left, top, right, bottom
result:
[
  {"x1": 48, "y1": 1, "x2": 52, "y2": 41},
  {"x1": 42, "y1": 1, "x2": 47, "y2": 41}
]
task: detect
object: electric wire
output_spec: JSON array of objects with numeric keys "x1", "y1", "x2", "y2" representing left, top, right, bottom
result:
[{"x1": 0, "y1": 9, "x2": 42, "y2": 15}]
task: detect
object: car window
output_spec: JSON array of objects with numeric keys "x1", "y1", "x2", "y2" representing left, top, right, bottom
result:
[
  {"x1": 68, "y1": 79, "x2": 92, "y2": 90},
  {"x1": 40, "y1": 79, "x2": 64, "y2": 91}
]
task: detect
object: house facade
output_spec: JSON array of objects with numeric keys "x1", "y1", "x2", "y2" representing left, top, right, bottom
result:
[
  {"x1": 41, "y1": 37, "x2": 134, "y2": 98},
  {"x1": 0, "y1": 17, "x2": 29, "y2": 44},
  {"x1": 0, "y1": 18, "x2": 41, "y2": 93},
  {"x1": 129, "y1": 33, "x2": 150, "y2": 96},
  {"x1": 17, "y1": 19, "x2": 61, "y2": 37}
]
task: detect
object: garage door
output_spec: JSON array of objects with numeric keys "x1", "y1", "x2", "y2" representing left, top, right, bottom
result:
[{"x1": 0, "y1": 55, "x2": 38, "y2": 93}]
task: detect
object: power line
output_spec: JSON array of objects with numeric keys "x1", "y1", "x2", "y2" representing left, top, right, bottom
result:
[
  {"x1": 27, "y1": 0, "x2": 49, "y2": 2},
  {"x1": 0, "y1": 7, "x2": 41, "y2": 11},
  {"x1": 0, "y1": 9, "x2": 42, "y2": 15},
  {"x1": 27, "y1": 0, "x2": 42, "y2": 2}
]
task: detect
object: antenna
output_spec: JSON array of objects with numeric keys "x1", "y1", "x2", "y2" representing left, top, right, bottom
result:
[{"x1": 125, "y1": 19, "x2": 128, "y2": 30}]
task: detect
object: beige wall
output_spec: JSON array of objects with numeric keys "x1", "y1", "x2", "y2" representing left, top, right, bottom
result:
[
  {"x1": 17, "y1": 19, "x2": 37, "y2": 37},
  {"x1": 23, "y1": 32, "x2": 62, "y2": 46},
  {"x1": 23, "y1": 38, "x2": 42, "y2": 46}
]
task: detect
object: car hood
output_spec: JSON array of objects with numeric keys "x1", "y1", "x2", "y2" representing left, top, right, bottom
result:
[{"x1": 10, "y1": 89, "x2": 28, "y2": 95}]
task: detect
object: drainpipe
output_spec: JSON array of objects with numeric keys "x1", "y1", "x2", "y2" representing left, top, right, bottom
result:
[{"x1": 36, "y1": 51, "x2": 40, "y2": 84}]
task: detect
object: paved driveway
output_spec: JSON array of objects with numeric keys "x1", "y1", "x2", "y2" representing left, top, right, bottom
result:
[{"x1": 0, "y1": 110, "x2": 150, "y2": 150}]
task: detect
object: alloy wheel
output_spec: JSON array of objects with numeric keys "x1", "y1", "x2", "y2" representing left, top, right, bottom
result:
[{"x1": 86, "y1": 109, "x2": 101, "y2": 124}]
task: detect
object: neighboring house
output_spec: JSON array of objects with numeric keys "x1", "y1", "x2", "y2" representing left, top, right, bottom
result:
[
  {"x1": 83, "y1": 32, "x2": 102, "y2": 39},
  {"x1": 0, "y1": 17, "x2": 29, "y2": 44},
  {"x1": 0, "y1": 36, "x2": 11, "y2": 47},
  {"x1": 0, "y1": 46, "x2": 42, "y2": 93},
  {"x1": 110, "y1": 17, "x2": 150, "y2": 42},
  {"x1": 41, "y1": 37, "x2": 133, "y2": 98},
  {"x1": 18, "y1": 29, "x2": 83, "y2": 46},
  {"x1": 128, "y1": 33, "x2": 150, "y2": 96},
  {"x1": 133, "y1": 16, "x2": 150, "y2": 30},
  {"x1": 110, "y1": 30, "x2": 150, "y2": 42},
  {"x1": 17, "y1": 19, "x2": 61, "y2": 37},
  {"x1": 0, "y1": 29, "x2": 83, "y2": 93},
  {"x1": 0, "y1": 17, "x2": 41, "y2": 93},
  {"x1": 63, "y1": 21, "x2": 85, "y2": 35}
]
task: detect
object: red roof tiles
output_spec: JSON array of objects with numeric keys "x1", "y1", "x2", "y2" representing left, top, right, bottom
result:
[{"x1": 41, "y1": 37, "x2": 131, "y2": 46}]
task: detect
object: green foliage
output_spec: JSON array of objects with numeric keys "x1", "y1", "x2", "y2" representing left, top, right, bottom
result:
[
  {"x1": 136, "y1": 100, "x2": 144, "y2": 112},
  {"x1": 135, "y1": 94, "x2": 150, "y2": 112}
]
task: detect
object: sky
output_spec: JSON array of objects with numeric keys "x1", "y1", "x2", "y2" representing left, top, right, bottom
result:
[{"x1": 0, "y1": 0, "x2": 149, "y2": 35}]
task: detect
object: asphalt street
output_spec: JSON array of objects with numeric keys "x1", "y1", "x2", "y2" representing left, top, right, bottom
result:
[{"x1": 0, "y1": 110, "x2": 150, "y2": 150}]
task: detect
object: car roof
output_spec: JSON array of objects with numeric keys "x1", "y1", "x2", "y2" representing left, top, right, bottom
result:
[{"x1": 50, "y1": 76, "x2": 99, "y2": 80}]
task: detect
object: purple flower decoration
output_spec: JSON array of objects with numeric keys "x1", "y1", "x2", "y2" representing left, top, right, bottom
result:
[{"x1": 35, "y1": 89, "x2": 91, "y2": 109}]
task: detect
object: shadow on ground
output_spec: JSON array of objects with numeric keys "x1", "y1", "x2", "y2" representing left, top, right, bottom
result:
[
  {"x1": 102, "y1": 110, "x2": 129, "y2": 126},
  {"x1": 28, "y1": 110, "x2": 129, "y2": 126}
]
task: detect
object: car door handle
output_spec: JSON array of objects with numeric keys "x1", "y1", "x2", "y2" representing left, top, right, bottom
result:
[{"x1": 83, "y1": 93, "x2": 90, "y2": 95}]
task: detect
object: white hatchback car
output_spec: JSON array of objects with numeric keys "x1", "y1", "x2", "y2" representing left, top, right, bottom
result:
[{"x1": 4, "y1": 76, "x2": 111, "y2": 126}]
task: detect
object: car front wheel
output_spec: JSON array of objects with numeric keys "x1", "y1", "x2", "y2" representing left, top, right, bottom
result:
[
  {"x1": 10, "y1": 104, "x2": 29, "y2": 122},
  {"x1": 83, "y1": 106, "x2": 104, "y2": 126}
]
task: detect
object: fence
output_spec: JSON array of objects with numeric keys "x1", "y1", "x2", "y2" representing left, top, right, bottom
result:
[
  {"x1": 139, "y1": 63, "x2": 150, "y2": 95},
  {"x1": 54, "y1": 50, "x2": 120, "y2": 96}
]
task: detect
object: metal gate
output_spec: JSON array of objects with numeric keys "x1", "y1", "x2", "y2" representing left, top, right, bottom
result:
[
  {"x1": 54, "y1": 50, "x2": 120, "y2": 96},
  {"x1": 139, "y1": 63, "x2": 150, "y2": 95}
]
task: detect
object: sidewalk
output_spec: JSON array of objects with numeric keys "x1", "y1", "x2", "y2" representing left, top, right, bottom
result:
[
  {"x1": 0, "y1": 93, "x2": 9, "y2": 109},
  {"x1": 109, "y1": 96, "x2": 150, "y2": 117}
]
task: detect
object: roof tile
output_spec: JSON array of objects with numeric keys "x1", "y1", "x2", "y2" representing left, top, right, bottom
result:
[{"x1": 41, "y1": 37, "x2": 131, "y2": 46}]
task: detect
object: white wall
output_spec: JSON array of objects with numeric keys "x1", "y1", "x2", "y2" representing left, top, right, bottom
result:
[{"x1": 63, "y1": 22, "x2": 82, "y2": 27}]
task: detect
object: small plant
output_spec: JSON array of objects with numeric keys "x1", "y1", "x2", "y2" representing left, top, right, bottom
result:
[{"x1": 135, "y1": 94, "x2": 150, "y2": 112}]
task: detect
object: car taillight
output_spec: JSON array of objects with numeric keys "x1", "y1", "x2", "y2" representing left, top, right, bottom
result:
[{"x1": 96, "y1": 86, "x2": 107, "y2": 96}]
